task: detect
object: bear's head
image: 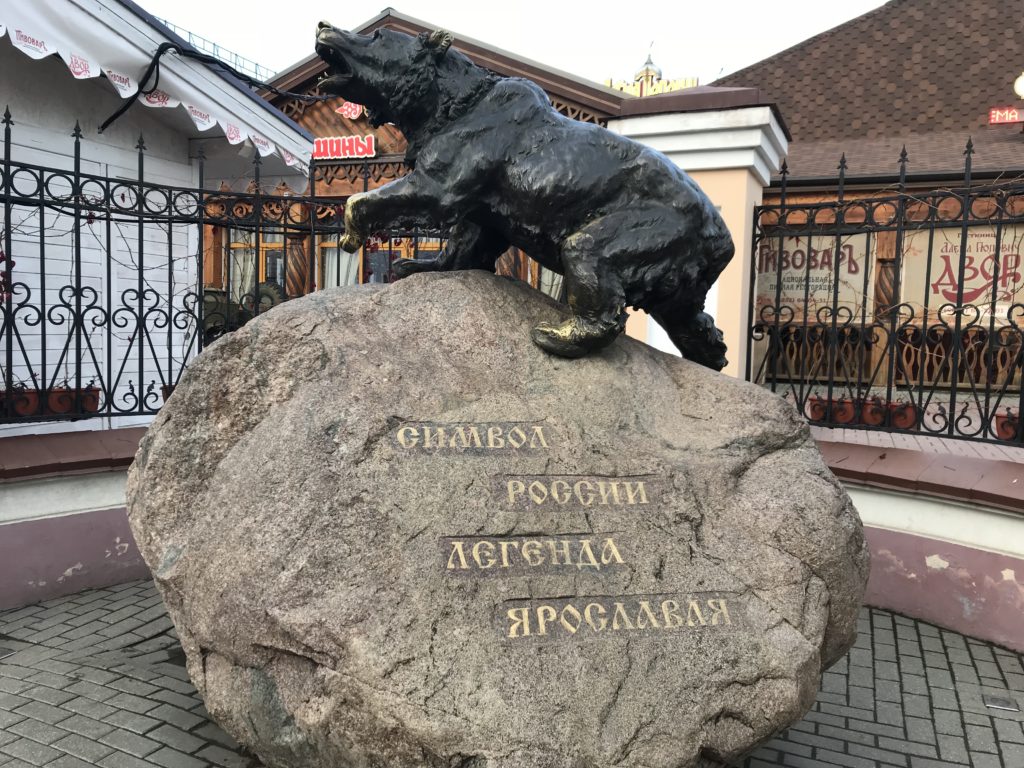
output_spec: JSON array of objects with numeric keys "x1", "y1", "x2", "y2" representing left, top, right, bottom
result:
[{"x1": 315, "y1": 23, "x2": 454, "y2": 130}]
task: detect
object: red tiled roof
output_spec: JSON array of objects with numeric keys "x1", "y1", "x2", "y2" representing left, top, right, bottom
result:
[{"x1": 715, "y1": 0, "x2": 1024, "y2": 179}]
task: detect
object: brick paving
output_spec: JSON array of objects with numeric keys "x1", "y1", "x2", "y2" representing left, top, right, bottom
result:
[
  {"x1": 743, "y1": 608, "x2": 1024, "y2": 768},
  {"x1": 0, "y1": 581, "x2": 255, "y2": 768},
  {"x1": 1, "y1": 582, "x2": 1022, "y2": 767}
]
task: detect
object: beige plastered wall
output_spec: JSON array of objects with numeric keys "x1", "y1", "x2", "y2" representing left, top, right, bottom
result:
[{"x1": 625, "y1": 168, "x2": 764, "y2": 378}]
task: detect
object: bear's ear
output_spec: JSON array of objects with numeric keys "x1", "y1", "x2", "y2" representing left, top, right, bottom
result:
[{"x1": 423, "y1": 29, "x2": 453, "y2": 58}]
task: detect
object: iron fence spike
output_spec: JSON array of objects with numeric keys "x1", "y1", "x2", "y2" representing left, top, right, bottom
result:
[
  {"x1": 72, "y1": 121, "x2": 83, "y2": 139},
  {"x1": 2, "y1": 106, "x2": 11, "y2": 125}
]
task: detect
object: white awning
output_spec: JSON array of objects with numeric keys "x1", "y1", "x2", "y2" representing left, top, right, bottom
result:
[{"x1": 0, "y1": 1, "x2": 310, "y2": 169}]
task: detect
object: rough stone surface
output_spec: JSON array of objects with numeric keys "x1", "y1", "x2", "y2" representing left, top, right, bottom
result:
[{"x1": 127, "y1": 272, "x2": 870, "y2": 768}]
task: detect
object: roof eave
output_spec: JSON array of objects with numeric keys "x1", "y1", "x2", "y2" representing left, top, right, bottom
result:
[
  {"x1": 112, "y1": 0, "x2": 314, "y2": 144},
  {"x1": 267, "y1": 8, "x2": 627, "y2": 118},
  {"x1": 615, "y1": 87, "x2": 792, "y2": 141}
]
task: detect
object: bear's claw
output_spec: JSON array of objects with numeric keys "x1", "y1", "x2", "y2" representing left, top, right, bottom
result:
[
  {"x1": 531, "y1": 318, "x2": 619, "y2": 359},
  {"x1": 340, "y1": 233, "x2": 363, "y2": 253},
  {"x1": 392, "y1": 257, "x2": 442, "y2": 279}
]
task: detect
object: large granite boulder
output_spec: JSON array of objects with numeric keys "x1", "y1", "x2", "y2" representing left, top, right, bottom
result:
[{"x1": 127, "y1": 272, "x2": 869, "y2": 768}]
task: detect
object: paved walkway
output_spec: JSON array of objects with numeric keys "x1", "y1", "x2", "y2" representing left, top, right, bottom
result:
[
  {"x1": 743, "y1": 608, "x2": 1024, "y2": 768},
  {"x1": 810, "y1": 425, "x2": 1024, "y2": 464},
  {"x1": 0, "y1": 582, "x2": 1022, "y2": 768}
]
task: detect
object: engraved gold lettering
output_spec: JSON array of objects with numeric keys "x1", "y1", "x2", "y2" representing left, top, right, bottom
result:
[
  {"x1": 422, "y1": 426, "x2": 446, "y2": 448},
  {"x1": 624, "y1": 481, "x2": 649, "y2": 505},
  {"x1": 397, "y1": 423, "x2": 550, "y2": 453},
  {"x1": 499, "y1": 476, "x2": 657, "y2": 506},
  {"x1": 501, "y1": 594, "x2": 740, "y2": 641},
  {"x1": 396, "y1": 426, "x2": 419, "y2": 448},
  {"x1": 574, "y1": 480, "x2": 595, "y2": 506},
  {"x1": 507, "y1": 426, "x2": 527, "y2": 448},
  {"x1": 600, "y1": 538, "x2": 625, "y2": 565},
  {"x1": 498, "y1": 540, "x2": 520, "y2": 568},
  {"x1": 585, "y1": 602, "x2": 607, "y2": 631},
  {"x1": 576, "y1": 539, "x2": 600, "y2": 569},
  {"x1": 445, "y1": 535, "x2": 627, "y2": 575},
  {"x1": 597, "y1": 481, "x2": 622, "y2": 505},
  {"x1": 507, "y1": 480, "x2": 526, "y2": 504},
  {"x1": 446, "y1": 541, "x2": 469, "y2": 570},
  {"x1": 560, "y1": 605, "x2": 582, "y2": 634},
  {"x1": 472, "y1": 541, "x2": 496, "y2": 569},
  {"x1": 536, "y1": 605, "x2": 557, "y2": 636},
  {"x1": 707, "y1": 599, "x2": 732, "y2": 626},
  {"x1": 449, "y1": 426, "x2": 483, "y2": 449},
  {"x1": 635, "y1": 600, "x2": 662, "y2": 629},
  {"x1": 528, "y1": 481, "x2": 548, "y2": 504},
  {"x1": 547, "y1": 539, "x2": 572, "y2": 566},
  {"x1": 661, "y1": 599, "x2": 684, "y2": 628},
  {"x1": 521, "y1": 540, "x2": 545, "y2": 566},
  {"x1": 611, "y1": 602, "x2": 635, "y2": 630},
  {"x1": 507, "y1": 608, "x2": 531, "y2": 638},
  {"x1": 551, "y1": 480, "x2": 571, "y2": 504}
]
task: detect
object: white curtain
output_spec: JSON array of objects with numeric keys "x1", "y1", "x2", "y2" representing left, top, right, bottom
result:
[
  {"x1": 322, "y1": 243, "x2": 360, "y2": 288},
  {"x1": 539, "y1": 267, "x2": 564, "y2": 300},
  {"x1": 228, "y1": 229, "x2": 256, "y2": 304}
]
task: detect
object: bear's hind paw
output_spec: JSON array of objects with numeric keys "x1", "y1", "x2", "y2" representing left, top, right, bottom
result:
[{"x1": 530, "y1": 318, "x2": 619, "y2": 359}]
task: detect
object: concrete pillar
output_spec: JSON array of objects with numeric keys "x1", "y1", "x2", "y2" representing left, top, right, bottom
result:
[{"x1": 606, "y1": 105, "x2": 788, "y2": 378}]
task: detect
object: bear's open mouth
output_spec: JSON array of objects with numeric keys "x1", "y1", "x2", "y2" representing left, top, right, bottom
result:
[{"x1": 315, "y1": 41, "x2": 352, "y2": 92}]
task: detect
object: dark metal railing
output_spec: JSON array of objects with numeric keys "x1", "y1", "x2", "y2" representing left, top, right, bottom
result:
[
  {"x1": 0, "y1": 111, "x2": 445, "y2": 424},
  {"x1": 747, "y1": 142, "x2": 1024, "y2": 445}
]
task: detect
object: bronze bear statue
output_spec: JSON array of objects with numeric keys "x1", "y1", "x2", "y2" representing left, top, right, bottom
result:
[{"x1": 315, "y1": 22, "x2": 734, "y2": 368}]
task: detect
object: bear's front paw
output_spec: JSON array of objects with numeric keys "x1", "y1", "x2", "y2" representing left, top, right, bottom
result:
[{"x1": 340, "y1": 233, "x2": 363, "y2": 253}]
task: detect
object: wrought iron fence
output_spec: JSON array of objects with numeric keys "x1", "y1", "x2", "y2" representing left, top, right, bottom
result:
[
  {"x1": 747, "y1": 142, "x2": 1024, "y2": 445},
  {"x1": 0, "y1": 111, "x2": 446, "y2": 424}
]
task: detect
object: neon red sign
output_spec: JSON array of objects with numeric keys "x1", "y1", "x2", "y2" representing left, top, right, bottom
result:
[{"x1": 989, "y1": 106, "x2": 1024, "y2": 124}]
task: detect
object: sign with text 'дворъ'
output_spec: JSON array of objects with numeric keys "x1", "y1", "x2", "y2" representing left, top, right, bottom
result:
[{"x1": 900, "y1": 225, "x2": 1024, "y2": 319}]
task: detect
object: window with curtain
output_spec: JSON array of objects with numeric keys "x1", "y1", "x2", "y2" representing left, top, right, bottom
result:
[
  {"x1": 227, "y1": 229, "x2": 285, "y2": 303},
  {"x1": 318, "y1": 237, "x2": 361, "y2": 288}
]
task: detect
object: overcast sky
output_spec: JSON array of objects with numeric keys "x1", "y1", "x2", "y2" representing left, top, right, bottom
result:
[{"x1": 137, "y1": 0, "x2": 888, "y2": 88}]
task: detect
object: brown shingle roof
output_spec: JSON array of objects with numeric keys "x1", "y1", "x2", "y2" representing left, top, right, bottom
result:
[{"x1": 715, "y1": 0, "x2": 1024, "y2": 179}]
